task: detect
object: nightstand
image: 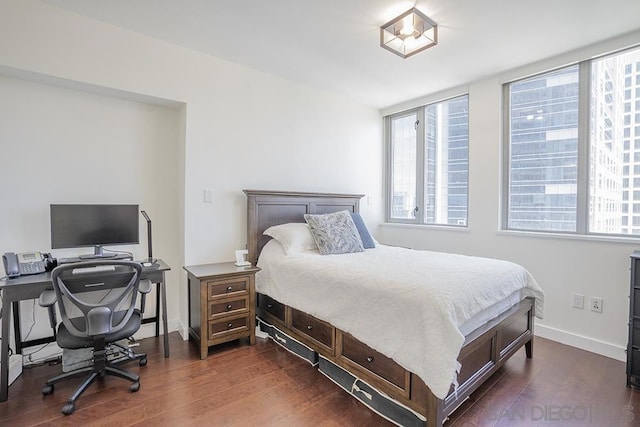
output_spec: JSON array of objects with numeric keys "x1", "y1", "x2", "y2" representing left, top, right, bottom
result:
[{"x1": 183, "y1": 262, "x2": 260, "y2": 359}]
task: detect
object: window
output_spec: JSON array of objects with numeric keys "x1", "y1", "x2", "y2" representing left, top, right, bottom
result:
[
  {"x1": 506, "y1": 66, "x2": 579, "y2": 232},
  {"x1": 386, "y1": 94, "x2": 469, "y2": 226},
  {"x1": 504, "y1": 46, "x2": 640, "y2": 236}
]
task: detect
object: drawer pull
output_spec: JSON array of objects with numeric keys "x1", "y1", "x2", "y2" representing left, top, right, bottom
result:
[
  {"x1": 366, "y1": 356, "x2": 374, "y2": 363},
  {"x1": 226, "y1": 304, "x2": 233, "y2": 310},
  {"x1": 306, "y1": 325, "x2": 313, "y2": 330},
  {"x1": 227, "y1": 323, "x2": 233, "y2": 329},
  {"x1": 267, "y1": 304, "x2": 273, "y2": 308},
  {"x1": 226, "y1": 286, "x2": 233, "y2": 292}
]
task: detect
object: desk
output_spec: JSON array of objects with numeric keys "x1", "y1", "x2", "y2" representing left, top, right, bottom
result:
[{"x1": 0, "y1": 259, "x2": 171, "y2": 402}]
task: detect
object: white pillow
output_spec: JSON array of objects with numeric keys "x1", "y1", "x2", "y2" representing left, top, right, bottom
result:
[{"x1": 263, "y1": 223, "x2": 317, "y2": 255}]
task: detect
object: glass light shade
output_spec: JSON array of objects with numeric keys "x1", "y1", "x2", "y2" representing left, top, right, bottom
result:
[{"x1": 380, "y1": 8, "x2": 438, "y2": 59}]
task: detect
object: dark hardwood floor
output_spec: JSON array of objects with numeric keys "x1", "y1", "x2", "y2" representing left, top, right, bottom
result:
[{"x1": 0, "y1": 333, "x2": 638, "y2": 426}]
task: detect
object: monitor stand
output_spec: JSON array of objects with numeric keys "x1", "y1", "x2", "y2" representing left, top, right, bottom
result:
[
  {"x1": 78, "y1": 245, "x2": 118, "y2": 260},
  {"x1": 59, "y1": 253, "x2": 131, "y2": 265},
  {"x1": 58, "y1": 246, "x2": 134, "y2": 265}
]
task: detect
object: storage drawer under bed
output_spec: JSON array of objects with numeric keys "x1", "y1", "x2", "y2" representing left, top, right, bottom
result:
[
  {"x1": 318, "y1": 356, "x2": 425, "y2": 427},
  {"x1": 257, "y1": 293, "x2": 285, "y2": 322},
  {"x1": 258, "y1": 317, "x2": 318, "y2": 366},
  {"x1": 291, "y1": 308, "x2": 335, "y2": 354},
  {"x1": 340, "y1": 332, "x2": 409, "y2": 394}
]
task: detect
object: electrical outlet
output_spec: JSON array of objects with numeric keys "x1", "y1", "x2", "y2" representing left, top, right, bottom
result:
[
  {"x1": 591, "y1": 297, "x2": 603, "y2": 313},
  {"x1": 572, "y1": 294, "x2": 584, "y2": 309}
]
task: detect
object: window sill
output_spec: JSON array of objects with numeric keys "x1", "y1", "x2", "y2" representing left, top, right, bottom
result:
[
  {"x1": 496, "y1": 229, "x2": 640, "y2": 245},
  {"x1": 380, "y1": 222, "x2": 471, "y2": 232}
]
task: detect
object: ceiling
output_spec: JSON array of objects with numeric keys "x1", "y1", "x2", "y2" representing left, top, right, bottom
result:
[{"x1": 40, "y1": 0, "x2": 640, "y2": 109}]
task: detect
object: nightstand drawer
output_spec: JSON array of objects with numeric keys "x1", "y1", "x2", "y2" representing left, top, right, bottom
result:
[
  {"x1": 341, "y1": 332, "x2": 407, "y2": 391},
  {"x1": 291, "y1": 308, "x2": 334, "y2": 352},
  {"x1": 209, "y1": 296, "x2": 248, "y2": 319},
  {"x1": 208, "y1": 314, "x2": 249, "y2": 339},
  {"x1": 207, "y1": 277, "x2": 249, "y2": 299}
]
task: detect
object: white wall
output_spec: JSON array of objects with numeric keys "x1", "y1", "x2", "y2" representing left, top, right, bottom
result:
[
  {"x1": 379, "y1": 29, "x2": 640, "y2": 361},
  {"x1": 0, "y1": 0, "x2": 383, "y2": 355}
]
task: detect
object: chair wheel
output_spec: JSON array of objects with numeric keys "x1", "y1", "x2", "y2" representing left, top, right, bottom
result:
[
  {"x1": 42, "y1": 384, "x2": 54, "y2": 395},
  {"x1": 130, "y1": 381, "x2": 140, "y2": 392},
  {"x1": 62, "y1": 402, "x2": 75, "y2": 415},
  {"x1": 139, "y1": 358, "x2": 147, "y2": 366}
]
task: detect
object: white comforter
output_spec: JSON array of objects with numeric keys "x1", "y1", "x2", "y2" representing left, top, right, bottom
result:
[{"x1": 256, "y1": 241, "x2": 544, "y2": 399}]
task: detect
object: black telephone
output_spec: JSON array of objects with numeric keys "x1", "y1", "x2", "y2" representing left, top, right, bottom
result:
[{"x1": 2, "y1": 252, "x2": 52, "y2": 278}]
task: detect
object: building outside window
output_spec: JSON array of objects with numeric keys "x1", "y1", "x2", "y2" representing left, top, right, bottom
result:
[
  {"x1": 504, "y1": 46, "x2": 640, "y2": 236},
  {"x1": 386, "y1": 94, "x2": 469, "y2": 226}
]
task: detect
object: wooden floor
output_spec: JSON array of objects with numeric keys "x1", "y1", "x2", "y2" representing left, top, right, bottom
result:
[{"x1": 0, "y1": 333, "x2": 638, "y2": 426}]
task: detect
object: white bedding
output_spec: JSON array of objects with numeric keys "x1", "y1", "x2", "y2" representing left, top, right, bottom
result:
[{"x1": 256, "y1": 240, "x2": 544, "y2": 399}]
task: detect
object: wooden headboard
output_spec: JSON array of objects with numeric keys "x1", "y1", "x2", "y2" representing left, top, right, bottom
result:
[{"x1": 243, "y1": 190, "x2": 364, "y2": 265}]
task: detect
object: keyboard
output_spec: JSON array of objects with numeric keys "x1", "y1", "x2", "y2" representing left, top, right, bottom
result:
[{"x1": 71, "y1": 265, "x2": 117, "y2": 275}]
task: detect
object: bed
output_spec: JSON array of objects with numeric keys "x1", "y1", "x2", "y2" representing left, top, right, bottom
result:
[{"x1": 244, "y1": 189, "x2": 543, "y2": 426}]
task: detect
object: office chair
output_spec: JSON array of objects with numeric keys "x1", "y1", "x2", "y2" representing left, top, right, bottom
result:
[{"x1": 38, "y1": 260, "x2": 151, "y2": 415}]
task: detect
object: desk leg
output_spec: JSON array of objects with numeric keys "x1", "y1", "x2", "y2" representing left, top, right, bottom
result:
[
  {"x1": 12, "y1": 301, "x2": 21, "y2": 354},
  {"x1": 1, "y1": 294, "x2": 12, "y2": 402},
  {"x1": 160, "y1": 277, "x2": 170, "y2": 358},
  {"x1": 155, "y1": 283, "x2": 160, "y2": 337}
]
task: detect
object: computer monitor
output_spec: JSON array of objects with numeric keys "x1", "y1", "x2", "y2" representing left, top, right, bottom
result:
[{"x1": 50, "y1": 204, "x2": 139, "y2": 259}]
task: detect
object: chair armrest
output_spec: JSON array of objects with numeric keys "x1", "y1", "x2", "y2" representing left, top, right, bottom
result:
[
  {"x1": 139, "y1": 279, "x2": 152, "y2": 294},
  {"x1": 38, "y1": 289, "x2": 58, "y2": 330},
  {"x1": 138, "y1": 279, "x2": 152, "y2": 314},
  {"x1": 39, "y1": 289, "x2": 56, "y2": 307}
]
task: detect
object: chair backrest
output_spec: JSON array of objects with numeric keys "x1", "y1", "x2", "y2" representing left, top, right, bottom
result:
[{"x1": 51, "y1": 260, "x2": 142, "y2": 338}]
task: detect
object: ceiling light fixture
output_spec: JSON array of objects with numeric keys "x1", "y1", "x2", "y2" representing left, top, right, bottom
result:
[{"x1": 380, "y1": 8, "x2": 438, "y2": 59}]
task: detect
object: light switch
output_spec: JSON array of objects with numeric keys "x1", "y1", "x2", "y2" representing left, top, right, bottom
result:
[{"x1": 203, "y1": 189, "x2": 213, "y2": 203}]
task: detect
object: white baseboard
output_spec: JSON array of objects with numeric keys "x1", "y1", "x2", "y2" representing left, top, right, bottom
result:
[
  {"x1": 9, "y1": 354, "x2": 22, "y2": 385},
  {"x1": 535, "y1": 324, "x2": 626, "y2": 362},
  {"x1": 176, "y1": 321, "x2": 189, "y2": 340}
]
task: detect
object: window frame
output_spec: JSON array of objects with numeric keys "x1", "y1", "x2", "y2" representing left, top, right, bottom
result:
[
  {"x1": 385, "y1": 94, "x2": 469, "y2": 227},
  {"x1": 386, "y1": 108, "x2": 423, "y2": 224},
  {"x1": 501, "y1": 45, "x2": 640, "y2": 237}
]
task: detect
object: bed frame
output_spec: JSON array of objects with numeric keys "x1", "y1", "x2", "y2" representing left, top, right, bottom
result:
[{"x1": 244, "y1": 189, "x2": 534, "y2": 426}]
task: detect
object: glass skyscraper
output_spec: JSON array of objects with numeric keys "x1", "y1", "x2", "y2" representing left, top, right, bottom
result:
[{"x1": 509, "y1": 49, "x2": 640, "y2": 235}]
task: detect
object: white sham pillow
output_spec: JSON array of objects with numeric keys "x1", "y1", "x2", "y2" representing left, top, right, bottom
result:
[{"x1": 263, "y1": 223, "x2": 318, "y2": 255}]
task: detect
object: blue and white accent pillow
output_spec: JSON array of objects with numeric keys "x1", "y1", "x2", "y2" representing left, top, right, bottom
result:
[
  {"x1": 304, "y1": 210, "x2": 364, "y2": 255},
  {"x1": 350, "y1": 212, "x2": 375, "y2": 249}
]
